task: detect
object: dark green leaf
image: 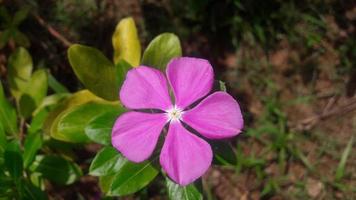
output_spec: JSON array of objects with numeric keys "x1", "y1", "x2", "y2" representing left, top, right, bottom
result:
[
  {"x1": 108, "y1": 160, "x2": 159, "y2": 196},
  {"x1": 13, "y1": 6, "x2": 30, "y2": 26},
  {"x1": 67, "y1": 44, "x2": 119, "y2": 101},
  {"x1": 0, "y1": 29, "x2": 11, "y2": 49},
  {"x1": 0, "y1": 6, "x2": 11, "y2": 25},
  {"x1": 85, "y1": 111, "x2": 123, "y2": 145},
  {"x1": 115, "y1": 59, "x2": 132, "y2": 91},
  {"x1": 210, "y1": 140, "x2": 237, "y2": 165},
  {"x1": 166, "y1": 178, "x2": 203, "y2": 200},
  {"x1": 23, "y1": 132, "x2": 42, "y2": 168},
  {"x1": 13, "y1": 30, "x2": 30, "y2": 48},
  {"x1": 0, "y1": 81, "x2": 18, "y2": 135},
  {"x1": 89, "y1": 146, "x2": 126, "y2": 176},
  {"x1": 0, "y1": 122, "x2": 6, "y2": 154},
  {"x1": 52, "y1": 101, "x2": 124, "y2": 143},
  {"x1": 30, "y1": 155, "x2": 82, "y2": 185},
  {"x1": 23, "y1": 180, "x2": 48, "y2": 200},
  {"x1": 4, "y1": 140, "x2": 23, "y2": 179},
  {"x1": 141, "y1": 33, "x2": 182, "y2": 70}
]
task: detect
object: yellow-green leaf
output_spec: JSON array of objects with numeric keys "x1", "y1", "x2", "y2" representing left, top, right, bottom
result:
[
  {"x1": 141, "y1": 33, "x2": 182, "y2": 70},
  {"x1": 112, "y1": 17, "x2": 141, "y2": 67},
  {"x1": 7, "y1": 47, "x2": 33, "y2": 99},
  {"x1": 68, "y1": 44, "x2": 119, "y2": 101},
  {"x1": 43, "y1": 90, "x2": 101, "y2": 136}
]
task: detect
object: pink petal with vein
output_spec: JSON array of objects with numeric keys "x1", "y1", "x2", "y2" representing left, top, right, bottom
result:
[
  {"x1": 112, "y1": 112, "x2": 167, "y2": 162},
  {"x1": 160, "y1": 122, "x2": 212, "y2": 186},
  {"x1": 183, "y1": 92, "x2": 243, "y2": 139},
  {"x1": 120, "y1": 66, "x2": 172, "y2": 110},
  {"x1": 166, "y1": 57, "x2": 213, "y2": 109}
]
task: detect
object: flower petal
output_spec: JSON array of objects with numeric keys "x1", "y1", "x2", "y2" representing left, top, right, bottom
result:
[
  {"x1": 120, "y1": 66, "x2": 172, "y2": 110},
  {"x1": 112, "y1": 112, "x2": 167, "y2": 162},
  {"x1": 183, "y1": 92, "x2": 243, "y2": 139},
  {"x1": 160, "y1": 122, "x2": 212, "y2": 186},
  {"x1": 166, "y1": 57, "x2": 214, "y2": 109}
]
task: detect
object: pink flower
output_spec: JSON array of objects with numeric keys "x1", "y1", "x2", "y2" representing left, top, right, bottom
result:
[{"x1": 112, "y1": 57, "x2": 243, "y2": 186}]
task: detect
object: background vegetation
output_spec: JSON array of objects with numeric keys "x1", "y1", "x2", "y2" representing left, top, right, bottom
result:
[{"x1": 0, "y1": 0, "x2": 355, "y2": 199}]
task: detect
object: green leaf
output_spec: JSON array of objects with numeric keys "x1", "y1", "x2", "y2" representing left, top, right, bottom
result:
[
  {"x1": 30, "y1": 155, "x2": 82, "y2": 185},
  {"x1": 43, "y1": 90, "x2": 101, "y2": 136},
  {"x1": 108, "y1": 160, "x2": 159, "y2": 196},
  {"x1": 335, "y1": 136, "x2": 354, "y2": 181},
  {"x1": 0, "y1": 82, "x2": 18, "y2": 135},
  {"x1": 99, "y1": 174, "x2": 115, "y2": 193},
  {"x1": 210, "y1": 140, "x2": 237, "y2": 165},
  {"x1": 0, "y1": 122, "x2": 6, "y2": 154},
  {"x1": 0, "y1": 29, "x2": 11, "y2": 49},
  {"x1": 115, "y1": 59, "x2": 132, "y2": 90},
  {"x1": 89, "y1": 146, "x2": 126, "y2": 176},
  {"x1": 28, "y1": 109, "x2": 48, "y2": 135},
  {"x1": 48, "y1": 74, "x2": 69, "y2": 93},
  {"x1": 4, "y1": 140, "x2": 23, "y2": 180},
  {"x1": 7, "y1": 47, "x2": 33, "y2": 99},
  {"x1": 23, "y1": 132, "x2": 42, "y2": 168},
  {"x1": 19, "y1": 69, "x2": 48, "y2": 118},
  {"x1": 67, "y1": 44, "x2": 119, "y2": 101},
  {"x1": 112, "y1": 17, "x2": 141, "y2": 66},
  {"x1": 13, "y1": 30, "x2": 30, "y2": 48},
  {"x1": 166, "y1": 178, "x2": 203, "y2": 200},
  {"x1": 51, "y1": 101, "x2": 124, "y2": 143},
  {"x1": 33, "y1": 93, "x2": 70, "y2": 116},
  {"x1": 23, "y1": 180, "x2": 48, "y2": 200},
  {"x1": 13, "y1": 6, "x2": 30, "y2": 26},
  {"x1": 0, "y1": 6, "x2": 11, "y2": 25},
  {"x1": 85, "y1": 111, "x2": 123, "y2": 145},
  {"x1": 142, "y1": 33, "x2": 182, "y2": 70},
  {"x1": 0, "y1": 174, "x2": 13, "y2": 195}
]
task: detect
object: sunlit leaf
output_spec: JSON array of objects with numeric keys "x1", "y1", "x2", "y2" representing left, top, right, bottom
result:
[
  {"x1": 51, "y1": 101, "x2": 124, "y2": 143},
  {"x1": 89, "y1": 146, "x2": 126, "y2": 176},
  {"x1": 112, "y1": 17, "x2": 141, "y2": 66},
  {"x1": 43, "y1": 90, "x2": 101, "y2": 137}
]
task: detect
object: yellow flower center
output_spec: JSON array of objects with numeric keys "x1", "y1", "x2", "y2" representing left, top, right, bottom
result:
[{"x1": 167, "y1": 106, "x2": 183, "y2": 122}]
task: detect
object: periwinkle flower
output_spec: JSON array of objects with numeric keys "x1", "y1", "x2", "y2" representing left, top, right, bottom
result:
[{"x1": 112, "y1": 57, "x2": 243, "y2": 185}]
